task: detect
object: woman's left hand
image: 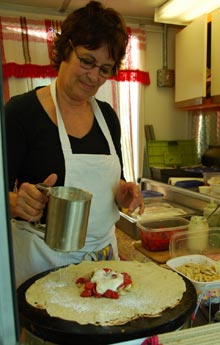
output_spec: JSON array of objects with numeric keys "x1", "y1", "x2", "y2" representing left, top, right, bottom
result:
[{"x1": 115, "y1": 180, "x2": 144, "y2": 215}]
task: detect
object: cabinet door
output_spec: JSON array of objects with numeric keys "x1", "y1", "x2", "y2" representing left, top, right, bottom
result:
[
  {"x1": 211, "y1": 7, "x2": 220, "y2": 102},
  {"x1": 175, "y1": 15, "x2": 207, "y2": 107}
]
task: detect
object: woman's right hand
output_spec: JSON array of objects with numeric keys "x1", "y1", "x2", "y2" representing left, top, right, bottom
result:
[{"x1": 9, "y1": 173, "x2": 57, "y2": 222}]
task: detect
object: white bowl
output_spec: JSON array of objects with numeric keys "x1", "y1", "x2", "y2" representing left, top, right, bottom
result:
[{"x1": 166, "y1": 254, "x2": 220, "y2": 295}]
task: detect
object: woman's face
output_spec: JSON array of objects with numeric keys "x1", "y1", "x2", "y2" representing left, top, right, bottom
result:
[{"x1": 57, "y1": 45, "x2": 115, "y2": 103}]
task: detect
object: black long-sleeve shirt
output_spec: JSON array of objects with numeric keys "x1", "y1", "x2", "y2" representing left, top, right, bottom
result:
[{"x1": 5, "y1": 89, "x2": 124, "y2": 192}]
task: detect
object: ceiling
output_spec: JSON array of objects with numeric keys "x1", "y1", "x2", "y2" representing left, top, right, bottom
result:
[{"x1": 0, "y1": 0, "x2": 167, "y2": 20}]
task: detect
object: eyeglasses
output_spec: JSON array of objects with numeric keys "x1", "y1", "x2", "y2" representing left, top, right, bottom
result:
[{"x1": 69, "y1": 40, "x2": 116, "y2": 78}]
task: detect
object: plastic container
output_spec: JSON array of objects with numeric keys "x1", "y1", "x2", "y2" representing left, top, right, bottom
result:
[
  {"x1": 169, "y1": 228, "x2": 220, "y2": 260},
  {"x1": 188, "y1": 216, "x2": 209, "y2": 252},
  {"x1": 166, "y1": 254, "x2": 220, "y2": 295},
  {"x1": 204, "y1": 201, "x2": 220, "y2": 227},
  {"x1": 137, "y1": 217, "x2": 189, "y2": 252},
  {"x1": 147, "y1": 140, "x2": 198, "y2": 167}
]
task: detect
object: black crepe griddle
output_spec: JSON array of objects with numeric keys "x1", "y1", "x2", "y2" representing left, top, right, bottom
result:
[{"x1": 17, "y1": 268, "x2": 197, "y2": 345}]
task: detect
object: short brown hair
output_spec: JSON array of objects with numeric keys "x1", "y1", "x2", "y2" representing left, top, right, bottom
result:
[{"x1": 51, "y1": 1, "x2": 128, "y2": 71}]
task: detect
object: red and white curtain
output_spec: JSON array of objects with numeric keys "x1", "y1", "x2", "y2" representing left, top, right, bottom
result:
[
  {"x1": 0, "y1": 16, "x2": 60, "y2": 101},
  {"x1": 0, "y1": 16, "x2": 150, "y2": 183},
  {"x1": 118, "y1": 27, "x2": 149, "y2": 183}
]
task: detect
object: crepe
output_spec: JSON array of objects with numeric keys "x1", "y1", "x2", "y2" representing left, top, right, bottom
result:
[
  {"x1": 131, "y1": 202, "x2": 187, "y2": 221},
  {"x1": 25, "y1": 261, "x2": 186, "y2": 326}
]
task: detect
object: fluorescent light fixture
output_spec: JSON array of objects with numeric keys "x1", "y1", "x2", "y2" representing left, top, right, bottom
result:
[{"x1": 155, "y1": 0, "x2": 220, "y2": 25}]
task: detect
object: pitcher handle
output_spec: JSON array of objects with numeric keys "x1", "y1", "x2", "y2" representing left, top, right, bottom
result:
[
  {"x1": 33, "y1": 183, "x2": 51, "y2": 230},
  {"x1": 35, "y1": 183, "x2": 51, "y2": 196}
]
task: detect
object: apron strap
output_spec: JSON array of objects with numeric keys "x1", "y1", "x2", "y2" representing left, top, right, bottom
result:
[{"x1": 50, "y1": 79, "x2": 117, "y2": 156}]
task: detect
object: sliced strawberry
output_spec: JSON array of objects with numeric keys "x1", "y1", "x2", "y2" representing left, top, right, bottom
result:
[
  {"x1": 111, "y1": 291, "x2": 119, "y2": 299},
  {"x1": 104, "y1": 290, "x2": 119, "y2": 299},
  {"x1": 84, "y1": 281, "x2": 96, "y2": 290},
  {"x1": 93, "y1": 291, "x2": 102, "y2": 298},
  {"x1": 122, "y1": 272, "x2": 132, "y2": 286},
  {"x1": 104, "y1": 289, "x2": 113, "y2": 298},
  {"x1": 76, "y1": 277, "x2": 88, "y2": 284},
  {"x1": 80, "y1": 289, "x2": 93, "y2": 297}
]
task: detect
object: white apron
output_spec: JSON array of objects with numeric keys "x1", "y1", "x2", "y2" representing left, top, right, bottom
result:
[{"x1": 12, "y1": 79, "x2": 121, "y2": 288}]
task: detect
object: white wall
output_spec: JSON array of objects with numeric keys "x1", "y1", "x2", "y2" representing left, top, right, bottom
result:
[{"x1": 144, "y1": 25, "x2": 190, "y2": 140}]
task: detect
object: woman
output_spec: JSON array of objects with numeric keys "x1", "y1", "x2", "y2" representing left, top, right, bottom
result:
[{"x1": 5, "y1": 1, "x2": 144, "y2": 287}]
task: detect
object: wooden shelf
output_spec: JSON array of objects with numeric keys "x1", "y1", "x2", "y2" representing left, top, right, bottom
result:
[{"x1": 175, "y1": 98, "x2": 220, "y2": 111}]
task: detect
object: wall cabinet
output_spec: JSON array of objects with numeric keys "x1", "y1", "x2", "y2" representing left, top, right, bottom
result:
[
  {"x1": 175, "y1": 8, "x2": 220, "y2": 110},
  {"x1": 211, "y1": 8, "x2": 220, "y2": 103}
]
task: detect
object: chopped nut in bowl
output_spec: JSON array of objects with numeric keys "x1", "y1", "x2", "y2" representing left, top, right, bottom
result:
[{"x1": 166, "y1": 254, "x2": 220, "y2": 295}]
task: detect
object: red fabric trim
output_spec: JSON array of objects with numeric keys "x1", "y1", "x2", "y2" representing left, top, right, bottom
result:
[
  {"x1": 2, "y1": 64, "x2": 150, "y2": 85},
  {"x1": 111, "y1": 70, "x2": 150, "y2": 85},
  {"x1": 2, "y1": 63, "x2": 58, "y2": 78}
]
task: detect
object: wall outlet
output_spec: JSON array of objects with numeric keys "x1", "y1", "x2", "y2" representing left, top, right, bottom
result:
[{"x1": 157, "y1": 68, "x2": 175, "y2": 87}]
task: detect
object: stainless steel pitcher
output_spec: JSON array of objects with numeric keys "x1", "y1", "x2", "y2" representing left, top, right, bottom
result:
[{"x1": 36, "y1": 184, "x2": 92, "y2": 252}]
